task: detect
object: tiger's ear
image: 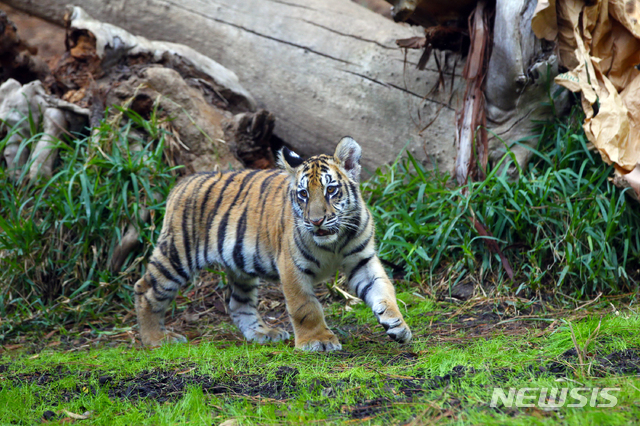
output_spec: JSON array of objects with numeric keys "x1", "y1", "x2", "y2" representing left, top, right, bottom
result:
[
  {"x1": 334, "y1": 136, "x2": 362, "y2": 182},
  {"x1": 277, "y1": 147, "x2": 304, "y2": 175}
]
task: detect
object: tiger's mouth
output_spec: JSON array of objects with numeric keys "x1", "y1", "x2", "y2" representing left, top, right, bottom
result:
[{"x1": 314, "y1": 229, "x2": 337, "y2": 237}]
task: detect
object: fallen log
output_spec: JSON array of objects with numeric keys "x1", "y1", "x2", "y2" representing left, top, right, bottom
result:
[
  {"x1": 5, "y1": 0, "x2": 568, "y2": 178},
  {"x1": 5, "y1": 0, "x2": 465, "y2": 174}
]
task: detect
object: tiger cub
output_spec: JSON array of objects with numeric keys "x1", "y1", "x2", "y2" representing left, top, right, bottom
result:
[{"x1": 134, "y1": 137, "x2": 412, "y2": 351}]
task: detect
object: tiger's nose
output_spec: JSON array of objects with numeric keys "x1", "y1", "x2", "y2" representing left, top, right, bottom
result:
[{"x1": 310, "y1": 217, "x2": 324, "y2": 226}]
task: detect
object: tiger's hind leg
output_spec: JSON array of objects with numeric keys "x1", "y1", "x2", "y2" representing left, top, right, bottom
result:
[
  {"x1": 134, "y1": 272, "x2": 187, "y2": 347},
  {"x1": 226, "y1": 273, "x2": 290, "y2": 344}
]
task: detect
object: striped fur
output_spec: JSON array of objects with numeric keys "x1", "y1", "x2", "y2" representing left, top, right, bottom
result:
[{"x1": 134, "y1": 137, "x2": 412, "y2": 351}]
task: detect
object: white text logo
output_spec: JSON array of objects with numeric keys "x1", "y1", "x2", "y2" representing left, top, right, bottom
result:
[{"x1": 489, "y1": 387, "x2": 620, "y2": 409}]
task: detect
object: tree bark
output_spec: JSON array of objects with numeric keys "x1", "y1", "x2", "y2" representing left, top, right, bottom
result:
[{"x1": 484, "y1": 0, "x2": 568, "y2": 178}]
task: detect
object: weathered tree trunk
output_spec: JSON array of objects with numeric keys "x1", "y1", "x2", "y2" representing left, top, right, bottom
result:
[
  {"x1": 484, "y1": 0, "x2": 568, "y2": 178},
  {"x1": 5, "y1": 0, "x2": 465, "y2": 174},
  {"x1": 387, "y1": 0, "x2": 568, "y2": 180}
]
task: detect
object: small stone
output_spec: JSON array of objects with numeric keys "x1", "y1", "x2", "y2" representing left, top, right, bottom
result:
[
  {"x1": 184, "y1": 312, "x2": 200, "y2": 323},
  {"x1": 450, "y1": 281, "x2": 475, "y2": 301}
]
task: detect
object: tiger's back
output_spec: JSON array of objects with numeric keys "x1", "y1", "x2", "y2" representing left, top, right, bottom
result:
[
  {"x1": 156, "y1": 169, "x2": 290, "y2": 285},
  {"x1": 134, "y1": 137, "x2": 412, "y2": 351}
]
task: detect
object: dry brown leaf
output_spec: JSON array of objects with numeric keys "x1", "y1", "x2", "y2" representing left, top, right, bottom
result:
[{"x1": 533, "y1": 0, "x2": 640, "y2": 173}]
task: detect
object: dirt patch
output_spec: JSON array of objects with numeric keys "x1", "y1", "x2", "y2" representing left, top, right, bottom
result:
[
  {"x1": 171, "y1": 279, "x2": 551, "y2": 350},
  {"x1": 106, "y1": 368, "x2": 299, "y2": 402},
  {"x1": 345, "y1": 397, "x2": 391, "y2": 419},
  {"x1": 487, "y1": 347, "x2": 640, "y2": 386},
  {"x1": 1, "y1": 363, "x2": 464, "y2": 407},
  {"x1": 597, "y1": 349, "x2": 640, "y2": 375},
  {"x1": 417, "y1": 297, "x2": 558, "y2": 343}
]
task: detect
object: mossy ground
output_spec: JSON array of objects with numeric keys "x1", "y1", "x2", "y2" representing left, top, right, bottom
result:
[{"x1": 1, "y1": 280, "x2": 639, "y2": 425}]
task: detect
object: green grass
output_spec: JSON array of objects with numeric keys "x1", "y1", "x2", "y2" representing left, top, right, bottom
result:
[
  {"x1": 0, "y1": 107, "x2": 179, "y2": 339},
  {"x1": 1, "y1": 299, "x2": 639, "y2": 425},
  {"x1": 364, "y1": 106, "x2": 640, "y2": 298}
]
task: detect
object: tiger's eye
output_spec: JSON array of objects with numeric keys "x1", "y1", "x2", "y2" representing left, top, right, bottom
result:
[
  {"x1": 299, "y1": 190, "x2": 308, "y2": 198},
  {"x1": 327, "y1": 186, "x2": 336, "y2": 194}
]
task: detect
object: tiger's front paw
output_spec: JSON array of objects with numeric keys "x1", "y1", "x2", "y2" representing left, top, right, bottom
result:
[
  {"x1": 296, "y1": 330, "x2": 342, "y2": 352},
  {"x1": 245, "y1": 326, "x2": 290, "y2": 344},
  {"x1": 382, "y1": 318, "x2": 412, "y2": 344},
  {"x1": 141, "y1": 330, "x2": 188, "y2": 347},
  {"x1": 374, "y1": 303, "x2": 412, "y2": 344}
]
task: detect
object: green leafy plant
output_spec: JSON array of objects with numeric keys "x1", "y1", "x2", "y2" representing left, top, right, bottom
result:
[
  {"x1": 364, "y1": 106, "x2": 640, "y2": 298},
  {"x1": 0, "y1": 108, "x2": 180, "y2": 338}
]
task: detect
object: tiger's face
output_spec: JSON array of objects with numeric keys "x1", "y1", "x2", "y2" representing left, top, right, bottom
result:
[{"x1": 279, "y1": 137, "x2": 362, "y2": 244}]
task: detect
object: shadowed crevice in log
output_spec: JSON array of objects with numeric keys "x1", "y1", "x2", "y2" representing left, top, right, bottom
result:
[
  {"x1": 223, "y1": 109, "x2": 277, "y2": 169},
  {"x1": 0, "y1": 10, "x2": 51, "y2": 84}
]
